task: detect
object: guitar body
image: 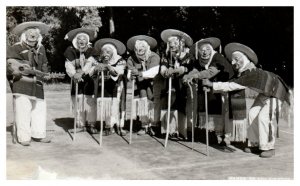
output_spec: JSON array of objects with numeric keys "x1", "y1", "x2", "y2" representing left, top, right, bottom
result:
[
  {"x1": 7, "y1": 59, "x2": 65, "y2": 99},
  {"x1": 7, "y1": 59, "x2": 32, "y2": 76},
  {"x1": 7, "y1": 58, "x2": 65, "y2": 79}
]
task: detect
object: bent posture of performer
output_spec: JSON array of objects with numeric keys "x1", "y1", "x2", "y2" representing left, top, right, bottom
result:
[
  {"x1": 160, "y1": 29, "x2": 194, "y2": 139},
  {"x1": 183, "y1": 37, "x2": 234, "y2": 146},
  {"x1": 126, "y1": 35, "x2": 162, "y2": 136},
  {"x1": 64, "y1": 28, "x2": 98, "y2": 134},
  {"x1": 202, "y1": 42, "x2": 290, "y2": 158},
  {"x1": 91, "y1": 38, "x2": 127, "y2": 136},
  {"x1": 6, "y1": 21, "x2": 51, "y2": 146}
]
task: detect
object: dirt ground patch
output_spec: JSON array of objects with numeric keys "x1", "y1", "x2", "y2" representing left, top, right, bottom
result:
[{"x1": 6, "y1": 89, "x2": 294, "y2": 180}]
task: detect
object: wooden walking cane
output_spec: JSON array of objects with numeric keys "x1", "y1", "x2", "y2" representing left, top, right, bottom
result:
[
  {"x1": 187, "y1": 81, "x2": 194, "y2": 150},
  {"x1": 204, "y1": 86, "x2": 210, "y2": 156},
  {"x1": 129, "y1": 75, "x2": 135, "y2": 144},
  {"x1": 94, "y1": 70, "x2": 100, "y2": 139},
  {"x1": 73, "y1": 81, "x2": 78, "y2": 141},
  {"x1": 164, "y1": 52, "x2": 172, "y2": 148},
  {"x1": 12, "y1": 95, "x2": 17, "y2": 144},
  {"x1": 100, "y1": 71, "x2": 105, "y2": 147}
]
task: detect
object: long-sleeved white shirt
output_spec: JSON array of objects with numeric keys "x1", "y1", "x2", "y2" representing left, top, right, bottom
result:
[
  {"x1": 213, "y1": 81, "x2": 246, "y2": 92},
  {"x1": 65, "y1": 54, "x2": 95, "y2": 77},
  {"x1": 142, "y1": 65, "x2": 159, "y2": 79}
]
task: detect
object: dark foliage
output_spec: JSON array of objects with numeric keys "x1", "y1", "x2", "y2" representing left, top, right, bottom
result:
[{"x1": 6, "y1": 6, "x2": 293, "y2": 86}]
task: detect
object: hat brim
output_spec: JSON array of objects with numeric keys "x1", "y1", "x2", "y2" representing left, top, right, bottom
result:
[
  {"x1": 94, "y1": 38, "x2": 126, "y2": 55},
  {"x1": 224, "y1": 43, "x2": 258, "y2": 64},
  {"x1": 161, "y1": 29, "x2": 193, "y2": 47},
  {"x1": 190, "y1": 37, "x2": 221, "y2": 56},
  {"x1": 65, "y1": 28, "x2": 95, "y2": 41},
  {"x1": 126, "y1": 35, "x2": 157, "y2": 51},
  {"x1": 12, "y1": 21, "x2": 50, "y2": 36}
]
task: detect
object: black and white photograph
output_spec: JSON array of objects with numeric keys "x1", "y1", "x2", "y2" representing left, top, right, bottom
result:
[{"x1": 1, "y1": 0, "x2": 297, "y2": 182}]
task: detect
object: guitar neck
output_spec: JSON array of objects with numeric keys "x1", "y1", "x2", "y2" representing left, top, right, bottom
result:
[
  {"x1": 27, "y1": 69, "x2": 49, "y2": 77},
  {"x1": 24, "y1": 69, "x2": 65, "y2": 79}
]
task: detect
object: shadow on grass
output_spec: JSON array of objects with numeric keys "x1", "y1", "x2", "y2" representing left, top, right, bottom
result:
[
  {"x1": 6, "y1": 124, "x2": 13, "y2": 133},
  {"x1": 53, "y1": 117, "x2": 74, "y2": 132},
  {"x1": 174, "y1": 128, "x2": 237, "y2": 153},
  {"x1": 53, "y1": 118, "x2": 75, "y2": 140}
]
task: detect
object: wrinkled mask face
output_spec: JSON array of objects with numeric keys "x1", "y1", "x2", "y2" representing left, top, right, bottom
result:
[
  {"x1": 199, "y1": 43, "x2": 213, "y2": 62},
  {"x1": 76, "y1": 35, "x2": 89, "y2": 49},
  {"x1": 231, "y1": 51, "x2": 249, "y2": 72},
  {"x1": 168, "y1": 37, "x2": 180, "y2": 55},
  {"x1": 101, "y1": 46, "x2": 114, "y2": 62},
  {"x1": 134, "y1": 40, "x2": 148, "y2": 57},
  {"x1": 24, "y1": 28, "x2": 40, "y2": 47}
]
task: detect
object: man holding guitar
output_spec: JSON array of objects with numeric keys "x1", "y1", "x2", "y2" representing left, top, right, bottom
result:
[{"x1": 6, "y1": 21, "x2": 52, "y2": 146}]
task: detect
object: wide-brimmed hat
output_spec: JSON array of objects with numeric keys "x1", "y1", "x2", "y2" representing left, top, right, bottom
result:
[
  {"x1": 190, "y1": 37, "x2": 221, "y2": 56},
  {"x1": 94, "y1": 38, "x2": 126, "y2": 55},
  {"x1": 224, "y1": 43, "x2": 258, "y2": 64},
  {"x1": 12, "y1": 21, "x2": 50, "y2": 36},
  {"x1": 126, "y1": 35, "x2": 157, "y2": 51},
  {"x1": 161, "y1": 29, "x2": 193, "y2": 47},
  {"x1": 64, "y1": 28, "x2": 96, "y2": 41}
]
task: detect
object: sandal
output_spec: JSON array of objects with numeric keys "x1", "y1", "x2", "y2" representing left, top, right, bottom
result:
[
  {"x1": 19, "y1": 141, "x2": 31, "y2": 146},
  {"x1": 87, "y1": 125, "x2": 98, "y2": 134},
  {"x1": 104, "y1": 127, "x2": 112, "y2": 136},
  {"x1": 147, "y1": 127, "x2": 156, "y2": 136},
  {"x1": 32, "y1": 137, "x2": 51, "y2": 143}
]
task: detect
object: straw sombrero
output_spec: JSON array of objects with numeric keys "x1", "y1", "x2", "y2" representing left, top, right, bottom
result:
[
  {"x1": 94, "y1": 38, "x2": 126, "y2": 55},
  {"x1": 64, "y1": 28, "x2": 96, "y2": 41},
  {"x1": 12, "y1": 21, "x2": 50, "y2": 36},
  {"x1": 190, "y1": 37, "x2": 221, "y2": 57},
  {"x1": 161, "y1": 29, "x2": 193, "y2": 47},
  {"x1": 224, "y1": 43, "x2": 258, "y2": 64},
  {"x1": 126, "y1": 35, "x2": 157, "y2": 51}
]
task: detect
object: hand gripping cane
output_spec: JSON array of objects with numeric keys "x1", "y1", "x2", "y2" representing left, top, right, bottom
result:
[
  {"x1": 129, "y1": 76, "x2": 135, "y2": 144},
  {"x1": 164, "y1": 52, "x2": 172, "y2": 148},
  {"x1": 73, "y1": 80, "x2": 78, "y2": 141},
  {"x1": 100, "y1": 71, "x2": 104, "y2": 147},
  {"x1": 203, "y1": 86, "x2": 210, "y2": 156},
  {"x1": 187, "y1": 81, "x2": 194, "y2": 150}
]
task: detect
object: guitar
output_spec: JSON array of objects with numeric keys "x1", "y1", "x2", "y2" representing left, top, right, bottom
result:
[{"x1": 7, "y1": 59, "x2": 65, "y2": 80}]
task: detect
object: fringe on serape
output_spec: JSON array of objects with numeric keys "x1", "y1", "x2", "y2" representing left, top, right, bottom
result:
[
  {"x1": 198, "y1": 113, "x2": 224, "y2": 136},
  {"x1": 230, "y1": 119, "x2": 248, "y2": 142},
  {"x1": 227, "y1": 89, "x2": 258, "y2": 142},
  {"x1": 125, "y1": 97, "x2": 154, "y2": 123},
  {"x1": 70, "y1": 94, "x2": 87, "y2": 114},
  {"x1": 96, "y1": 98, "x2": 120, "y2": 127},
  {"x1": 197, "y1": 93, "x2": 228, "y2": 136}
]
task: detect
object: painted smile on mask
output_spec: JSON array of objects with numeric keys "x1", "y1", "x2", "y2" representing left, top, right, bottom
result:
[
  {"x1": 199, "y1": 44, "x2": 212, "y2": 61},
  {"x1": 76, "y1": 35, "x2": 88, "y2": 49},
  {"x1": 24, "y1": 29, "x2": 40, "y2": 47},
  {"x1": 136, "y1": 48, "x2": 146, "y2": 56},
  {"x1": 101, "y1": 47, "x2": 113, "y2": 62},
  {"x1": 231, "y1": 51, "x2": 249, "y2": 72}
]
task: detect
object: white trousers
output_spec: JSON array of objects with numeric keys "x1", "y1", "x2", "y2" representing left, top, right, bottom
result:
[
  {"x1": 248, "y1": 97, "x2": 282, "y2": 150},
  {"x1": 14, "y1": 95, "x2": 47, "y2": 142},
  {"x1": 72, "y1": 95, "x2": 97, "y2": 127}
]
